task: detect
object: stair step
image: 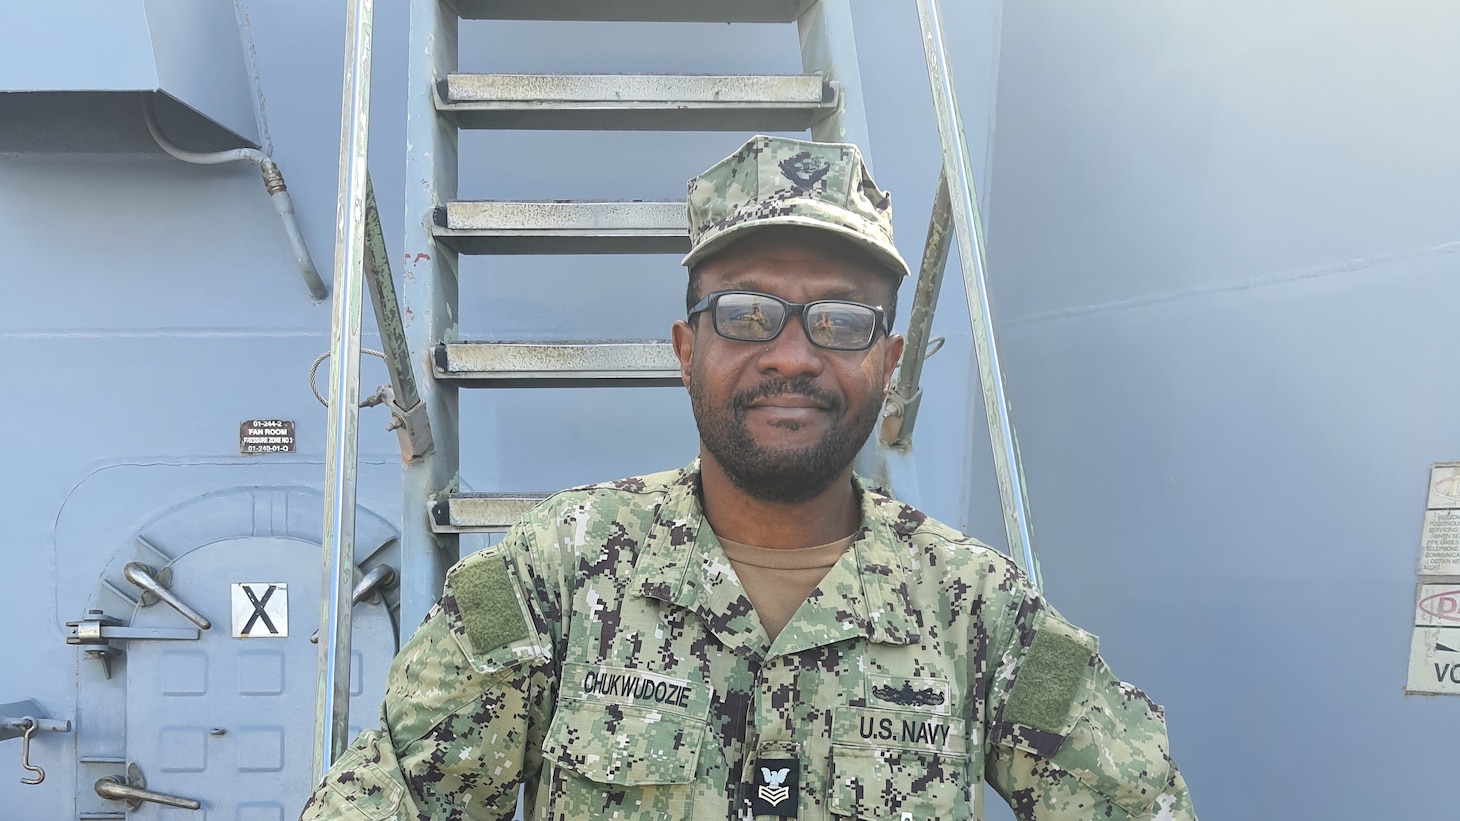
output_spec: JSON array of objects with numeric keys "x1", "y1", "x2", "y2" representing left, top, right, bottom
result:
[
  {"x1": 437, "y1": 200, "x2": 688, "y2": 254},
  {"x1": 430, "y1": 493, "x2": 550, "y2": 533},
  {"x1": 433, "y1": 341, "x2": 681, "y2": 387},
  {"x1": 447, "y1": 0, "x2": 813, "y2": 23},
  {"x1": 438, "y1": 73, "x2": 835, "y2": 131}
]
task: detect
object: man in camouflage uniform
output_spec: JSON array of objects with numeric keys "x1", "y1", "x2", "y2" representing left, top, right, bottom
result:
[{"x1": 302, "y1": 135, "x2": 1197, "y2": 820}]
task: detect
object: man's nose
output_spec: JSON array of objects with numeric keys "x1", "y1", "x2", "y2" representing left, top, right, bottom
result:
[{"x1": 756, "y1": 315, "x2": 825, "y2": 378}]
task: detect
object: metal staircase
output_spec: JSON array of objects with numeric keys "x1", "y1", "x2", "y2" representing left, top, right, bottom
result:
[
  {"x1": 315, "y1": 0, "x2": 1041, "y2": 780},
  {"x1": 399, "y1": 0, "x2": 875, "y2": 625}
]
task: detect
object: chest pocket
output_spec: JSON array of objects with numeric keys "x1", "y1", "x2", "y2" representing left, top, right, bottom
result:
[
  {"x1": 542, "y1": 698, "x2": 707, "y2": 818},
  {"x1": 827, "y1": 707, "x2": 971, "y2": 821}
]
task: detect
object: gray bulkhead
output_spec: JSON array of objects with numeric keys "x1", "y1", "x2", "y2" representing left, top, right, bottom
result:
[{"x1": 1, "y1": 1, "x2": 1457, "y2": 819}]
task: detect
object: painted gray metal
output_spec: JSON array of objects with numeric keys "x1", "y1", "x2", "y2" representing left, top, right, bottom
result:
[
  {"x1": 0, "y1": 2, "x2": 257, "y2": 150},
  {"x1": 4, "y1": 2, "x2": 1459, "y2": 819},
  {"x1": 433, "y1": 341, "x2": 680, "y2": 386},
  {"x1": 796, "y1": 0, "x2": 869, "y2": 147},
  {"x1": 119, "y1": 537, "x2": 394, "y2": 819},
  {"x1": 439, "y1": 73, "x2": 836, "y2": 131},
  {"x1": 447, "y1": 0, "x2": 812, "y2": 23},
  {"x1": 916, "y1": 0, "x2": 1039, "y2": 588},
  {"x1": 439, "y1": 199, "x2": 689, "y2": 254},
  {"x1": 400, "y1": 0, "x2": 460, "y2": 638},
  {"x1": 431, "y1": 494, "x2": 552, "y2": 533},
  {"x1": 314, "y1": 0, "x2": 379, "y2": 778},
  {"x1": 141, "y1": 100, "x2": 329, "y2": 301},
  {"x1": 57, "y1": 481, "x2": 403, "y2": 820}
]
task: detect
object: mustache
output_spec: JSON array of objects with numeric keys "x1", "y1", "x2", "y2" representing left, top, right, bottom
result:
[{"x1": 731, "y1": 378, "x2": 843, "y2": 415}]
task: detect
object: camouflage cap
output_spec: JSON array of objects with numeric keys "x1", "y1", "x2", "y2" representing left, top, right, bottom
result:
[{"x1": 682, "y1": 135, "x2": 911, "y2": 278}]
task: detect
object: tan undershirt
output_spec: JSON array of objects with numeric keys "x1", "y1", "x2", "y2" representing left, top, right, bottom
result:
[{"x1": 717, "y1": 533, "x2": 856, "y2": 641}]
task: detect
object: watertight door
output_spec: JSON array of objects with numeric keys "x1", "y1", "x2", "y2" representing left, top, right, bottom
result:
[{"x1": 121, "y1": 536, "x2": 394, "y2": 820}]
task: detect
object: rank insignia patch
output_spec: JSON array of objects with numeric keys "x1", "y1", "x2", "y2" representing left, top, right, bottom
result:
[{"x1": 750, "y1": 758, "x2": 799, "y2": 817}]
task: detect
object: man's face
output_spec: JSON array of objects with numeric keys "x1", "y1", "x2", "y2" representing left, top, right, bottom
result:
[{"x1": 671, "y1": 230, "x2": 904, "y2": 503}]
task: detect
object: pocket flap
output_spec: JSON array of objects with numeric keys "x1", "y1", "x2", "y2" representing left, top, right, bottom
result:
[
  {"x1": 543, "y1": 699, "x2": 706, "y2": 786},
  {"x1": 828, "y1": 743, "x2": 968, "y2": 821},
  {"x1": 311, "y1": 733, "x2": 415, "y2": 821}
]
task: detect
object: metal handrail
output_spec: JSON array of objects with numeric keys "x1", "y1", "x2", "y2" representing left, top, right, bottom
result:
[
  {"x1": 314, "y1": 0, "x2": 376, "y2": 783},
  {"x1": 915, "y1": 0, "x2": 1043, "y2": 590},
  {"x1": 881, "y1": 169, "x2": 952, "y2": 450}
]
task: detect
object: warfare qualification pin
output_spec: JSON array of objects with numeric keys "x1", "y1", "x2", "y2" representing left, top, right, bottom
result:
[{"x1": 750, "y1": 758, "x2": 799, "y2": 817}]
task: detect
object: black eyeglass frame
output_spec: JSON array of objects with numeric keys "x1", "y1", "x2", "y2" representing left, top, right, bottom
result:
[{"x1": 686, "y1": 290, "x2": 892, "y2": 352}]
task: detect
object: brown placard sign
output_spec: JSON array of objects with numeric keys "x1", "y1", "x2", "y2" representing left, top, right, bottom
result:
[{"x1": 240, "y1": 419, "x2": 296, "y2": 454}]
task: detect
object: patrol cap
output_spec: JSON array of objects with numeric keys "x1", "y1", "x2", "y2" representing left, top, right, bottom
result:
[{"x1": 682, "y1": 135, "x2": 911, "y2": 279}]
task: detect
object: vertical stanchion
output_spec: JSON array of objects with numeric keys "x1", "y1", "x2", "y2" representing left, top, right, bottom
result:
[
  {"x1": 313, "y1": 0, "x2": 375, "y2": 782},
  {"x1": 915, "y1": 0, "x2": 1042, "y2": 589},
  {"x1": 399, "y1": 0, "x2": 460, "y2": 634}
]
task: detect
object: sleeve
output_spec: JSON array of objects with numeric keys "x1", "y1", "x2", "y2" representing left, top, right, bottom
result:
[
  {"x1": 300, "y1": 525, "x2": 560, "y2": 821},
  {"x1": 983, "y1": 590, "x2": 1197, "y2": 821}
]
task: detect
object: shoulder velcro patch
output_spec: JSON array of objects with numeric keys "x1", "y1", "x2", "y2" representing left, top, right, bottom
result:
[
  {"x1": 1002, "y1": 623, "x2": 1097, "y2": 734},
  {"x1": 450, "y1": 551, "x2": 530, "y2": 658}
]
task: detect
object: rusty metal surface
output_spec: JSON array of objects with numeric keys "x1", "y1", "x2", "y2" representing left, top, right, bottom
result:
[
  {"x1": 363, "y1": 176, "x2": 423, "y2": 413},
  {"x1": 881, "y1": 169, "x2": 952, "y2": 449},
  {"x1": 430, "y1": 493, "x2": 551, "y2": 534},
  {"x1": 445, "y1": 0, "x2": 812, "y2": 23},
  {"x1": 433, "y1": 341, "x2": 681, "y2": 387},
  {"x1": 446, "y1": 73, "x2": 824, "y2": 103},
  {"x1": 439, "y1": 200, "x2": 690, "y2": 254},
  {"x1": 445, "y1": 200, "x2": 686, "y2": 232},
  {"x1": 439, "y1": 74, "x2": 835, "y2": 131}
]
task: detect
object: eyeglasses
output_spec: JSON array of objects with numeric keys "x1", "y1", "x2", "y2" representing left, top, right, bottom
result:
[{"x1": 687, "y1": 290, "x2": 890, "y2": 351}]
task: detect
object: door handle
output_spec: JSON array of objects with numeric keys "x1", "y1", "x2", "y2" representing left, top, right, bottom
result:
[
  {"x1": 310, "y1": 564, "x2": 397, "y2": 644},
  {"x1": 123, "y1": 562, "x2": 212, "y2": 630},
  {"x1": 94, "y1": 763, "x2": 201, "y2": 810}
]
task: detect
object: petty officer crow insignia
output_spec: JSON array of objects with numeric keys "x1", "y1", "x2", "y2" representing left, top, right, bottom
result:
[{"x1": 750, "y1": 759, "x2": 799, "y2": 817}]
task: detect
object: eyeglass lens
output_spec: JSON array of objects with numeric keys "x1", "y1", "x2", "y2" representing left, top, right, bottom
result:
[{"x1": 713, "y1": 292, "x2": 877, "y2": 350}]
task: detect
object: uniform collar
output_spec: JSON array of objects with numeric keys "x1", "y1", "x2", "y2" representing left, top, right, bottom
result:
[{"x1": 630, "y1": 460, "x2": 922, "y2": 658}]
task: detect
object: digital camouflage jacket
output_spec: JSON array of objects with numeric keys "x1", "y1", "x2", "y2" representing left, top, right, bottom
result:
[{"x1": 302, "y1": 463, "x2": 1196, "y2": 821}]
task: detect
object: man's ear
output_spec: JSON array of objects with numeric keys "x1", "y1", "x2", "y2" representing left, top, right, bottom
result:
[
  {"x1": 670, "y1": 319, "x2": 696, "y2": 388},
  {"x1": 881, "y1": 333, "x2": 905, "y2": 394}
]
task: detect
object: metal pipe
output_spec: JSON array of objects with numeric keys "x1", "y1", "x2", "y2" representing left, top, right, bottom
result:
[
  {"x1": 143, "y1": 100, "x2": 267, "y2": 165},
  {"x1": 915, "y1": 0, "x2": 1042, "y2": 589},
  {"x1": 313, "y1": 0, "x2": 375, "y2": 783},
  {"x1": 143, "y1": 97, "x2": 328, "y2": 301},
  {"x1": 264, "y1": 161, "x2": 330, "y2": 301}
]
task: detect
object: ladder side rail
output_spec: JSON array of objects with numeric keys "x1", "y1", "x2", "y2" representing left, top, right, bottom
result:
[
  {"x1": 400, "y1": 0, "x2": 462, "y2": 633},
  {"x1": 797, "y1": 0, "x2": 914, "y2": 498},
  {"x1": 915, "y1": 0, "x2": 1042, "y2": 588},
  {"x1": 797, "y1": 1, "x2": 870, "y2": 149},
  {"x1": 314, "y1": 0, "x2": 378, "y2": 781}
]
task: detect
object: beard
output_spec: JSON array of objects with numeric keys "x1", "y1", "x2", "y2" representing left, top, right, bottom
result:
[{"x1": 689, "y1": 372, "x2": 881, "y2": 504}]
